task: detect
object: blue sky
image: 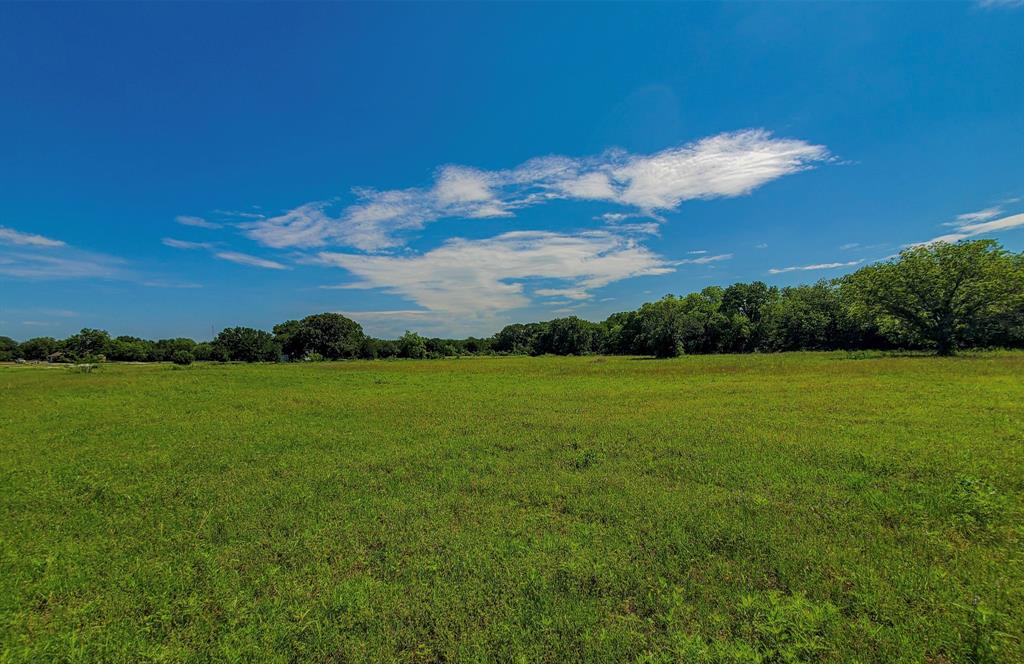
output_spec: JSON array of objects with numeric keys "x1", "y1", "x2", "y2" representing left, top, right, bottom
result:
[{"x1": 1, "y1": 2, "x2": 1022, "y2": 340}]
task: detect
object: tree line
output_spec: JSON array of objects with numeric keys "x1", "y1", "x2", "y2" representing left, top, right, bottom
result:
[{"x1": 2, "y1": 240, "x2": 1022, "y2": 364}]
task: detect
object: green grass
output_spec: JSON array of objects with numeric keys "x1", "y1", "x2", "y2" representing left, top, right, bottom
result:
[{"x1": 1, "y1": 353, "x2": 1022, "y2": 662}]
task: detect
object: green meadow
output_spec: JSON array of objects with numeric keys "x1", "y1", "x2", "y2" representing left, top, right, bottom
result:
[{"x1": 1, "y1": 353, "x2": 1022, "y2": 662}]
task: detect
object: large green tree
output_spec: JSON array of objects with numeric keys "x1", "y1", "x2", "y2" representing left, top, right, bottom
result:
[
  {"x1": 764, "y1": 282, "x2": 846, "y2": 352},
  {"x1": 398, "y1": 331, "x2": 427, "y2": 359},
  {"x1": 625, "y1": 296, "x2": 688, "y2": 358},
  {"x1": 273, "y1": 313, "x2": 365, "y2": 360},
  {"x1": 721, "y1": 281, "x2": 777, "y2": 351},
  {"x1": 540, "y1": 317, "x2": 600, "y2": 355},
  {"x1": 843, "y1": 240, "x2": 1024, "y2": 355},
  {"x1": 492, "y1": 322, "x2": 547, "y2": 355},
  {"x1": 62, "y1": 328, "x2": 111, "y2": 361}
]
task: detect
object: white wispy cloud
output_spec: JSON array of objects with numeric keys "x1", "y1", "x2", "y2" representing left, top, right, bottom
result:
[
  {"x1": 318, "y1": 282, "x2": 378, "y2": 290},
  {"x1": 176, "y1": 215, "x2": 222, "y2": 230},
  {"x1": 336, "y1": 309, "x2": 436, "y2": 319},
  {"x1": 213, "y1": 209, "x2": 265, "y2": 220},
  {"x1": 920, "y1": 212, "x2": 1024, "y2": 245},
  {"x1": 679, "y1": 253, "x2": 733, "y2": 265},
  {"x1": 239, "y1": 129, "x2": 830, "y2": 251},
  {"x1": 164, "y1": 235, "x2": 287, "y2": 271},
  {"x1": 768, "y1": 259, "x2": 863, "y2": 274},
  {"x1": 162, "y1": 238, "x2": 213, "y2": 250},
  {"x1": 1, "y1": 229, "x2": 204, "y2": 286},
  {"x1": 214, "y1": 251, "x2": 289, "y2": 270},
  {"x1": 0, "y1": 251, "x2": 124, "y2": 279},
  {"x1": 687, "y1": 249, "x2": 708, "y2": 254},
  {"x1": 314, "y1": 229, "x2": 673, "y2": 315},
  {"x1": 840, "y1": 242, "x2": 860, "y2": 250},
  {"x1": 241, "y1": 203, "x2": 337, "y2": 249},
  {"x1": 953, "y1": 207, "x2": 1002, "y2": 224},
  {"x1": 534, "y1": 288, "x2": 592, "y2": 300},
  {"x1": 597, "y1": 212, "x2": 638, "y2": 223},
  {"x1": 140, "y1": 279, "x2": 204, "y2": 289},
  {"x1": 977, "y1": 0, "x2": 1023, "y2": 8},
  {"x1": 0, "y1": 228, "x2": 125, "y2": 280},
  {"x1": 0, "y1": 226, "x2": 66, "y2": 248}
]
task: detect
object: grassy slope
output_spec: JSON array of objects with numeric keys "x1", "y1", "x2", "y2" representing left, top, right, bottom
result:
[{"x1": 1, "y1": 353, "x2": 1022, "y2": 662}]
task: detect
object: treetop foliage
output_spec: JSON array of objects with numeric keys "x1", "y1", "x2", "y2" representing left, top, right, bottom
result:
[{"x1": 4, "y1": 240, "x2": 1023, "y2": 363}]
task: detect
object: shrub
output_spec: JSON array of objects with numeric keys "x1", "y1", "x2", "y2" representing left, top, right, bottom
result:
[{"x1": 170, "y1": 350, "x2": 195, "y2": 366}]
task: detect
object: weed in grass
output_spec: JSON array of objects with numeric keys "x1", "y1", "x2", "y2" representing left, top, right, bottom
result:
[
  {"x1": 956, "y1": 597, "x2": 1017, "y2": 664},
  {"x1": 952, "y1": 476, "x2": 1005, "y2": 535}
]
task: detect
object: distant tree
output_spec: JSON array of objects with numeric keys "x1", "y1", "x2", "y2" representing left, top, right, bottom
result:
[
  {"x1": 108, "y1": 336, "x2": 153, "y2": 362},
  {"x1": 358, "y1": 336, "x2": 378, "y2": 360},
  {"x1": 398, "y1": 331, "x2": 427, "y2": 359},
  {"x1": 152, "y1": 338, "x2": 197, "y2": 362},
  {"x1": 62, "y1": 328, "x2": 111, "y2": 361},
  {"x1": 193, "y1": 342, "x2": 227, "y2": 362},
  {"x1": 626, "y1": 296, "x2": 688, "y2": 358},
  {"x1": 600, "y1": 311, "x2": 635, "y2": 354},
  {"x1": 677, "y1": 287, "x2": 730, "y2": 354},
  {"x1": 424, "y1": 337, "x2": 459, "y2": 358},
  {"x1": 170, "y1": 350, "x2": 194, "y2": 365},
  {"x1": 271, "y1": 319, "x2": 302, "y2": 358},
  {"x1": 722, "y1": 281, "x2": 778, "y2": 351},
  {"x1": 0, "y1": 336, "x2": 17, "y2": 361},
  {"x1": 764, "y1": 282, "x2": 845, "y2": 352},
  {"x1": 492, "y1": 322, "x2": 547, "y2": 355},
  {"x1": 375, "y1": 339, "x2": 400, "y2": 359},
  {"x1": 16, "y1": 337, "x2": 58, "y2": 361},
  {"x1": 540, "y1": 317, "x2": 599, "y2": 355},
  {"x1": 843, "y1": 240, "x2": 1024, "y2": 355},
  {"x1": 213, "y1": 327, "x2": 280, "y2": 362},
  {"x1": 273, "y1": 313, "x2": 365, "y2": 360},
  {"x1": 462, "y1": 337, "x2": 492, "y2": 354}
]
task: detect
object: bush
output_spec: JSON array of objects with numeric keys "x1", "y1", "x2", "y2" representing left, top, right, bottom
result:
[{"x1": 170, "y1": 350, "x2": 195, "y2": 366}]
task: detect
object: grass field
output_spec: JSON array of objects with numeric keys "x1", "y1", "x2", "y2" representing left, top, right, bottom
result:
[{"x1": 1, "y1": 353, "x2": 1022, "y2": 662}]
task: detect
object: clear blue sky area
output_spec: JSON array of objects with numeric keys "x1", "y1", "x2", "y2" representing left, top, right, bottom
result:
[{"x1": 2, "y1": 2, "x2": 1022, "y2": 339}]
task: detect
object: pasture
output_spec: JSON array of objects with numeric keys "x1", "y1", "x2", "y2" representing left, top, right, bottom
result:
[{"x1": 1, "y1": 353, "x2": 1022, "y2": 662}]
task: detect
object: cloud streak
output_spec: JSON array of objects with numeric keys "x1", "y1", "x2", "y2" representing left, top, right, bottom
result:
[
  {"x1": 0, "y1": 226, "x2": 66, "y2": 248},
  {"x1": 768, "y1": 259, "x2": 863, "y2": 275},
  {"x1": 954, "y1": 207, "x2": 1002, "y2": 224},
  {"x1": 176, "y1": 215, "x2": 222, "y2": 230},
  {"x1": 214, "y1": 251, "x2": 289, "y2": 270},
  {"x1": 0, "y1": 251, "x2": 124, "y2": 279},
  {"x1": 921, "y1": 212, "x2": 1024, "y2": 245},
  {"x1": 679, "y1": 253, "x2": 733, "y2": 265},
  {"x1": 314, "y1": 229, "x2": 673, "y2": 314},
  {"x1": 239, "y1": 129, "x2": 830, "y2": 251},
  {"x1": 163, "y1": 238, "x2": 213, "y2": 250}
]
